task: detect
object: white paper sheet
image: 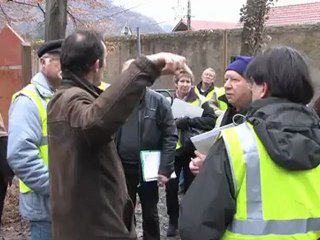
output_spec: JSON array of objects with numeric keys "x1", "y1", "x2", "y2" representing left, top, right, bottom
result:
[
  {"x1": 140, "y1": 151, "x2": 176, "y2": 182},
  {"x1": 190, "y1": 123, "x2": 234, "y2": 154},
  {"x1": 171, "y1": 98, "x2": 203, "y2": 119}
]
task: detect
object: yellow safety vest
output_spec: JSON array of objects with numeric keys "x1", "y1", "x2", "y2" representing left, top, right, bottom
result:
[
  {"x1": 176, "y1": 96, "x2": 205, "y2": 149},
  {"x1": 12, "y1": 84, "x2": 49, "y2": 193},
  {"x1": 221, "y1": 122, "x2": 320, "y2": 239},
  {"x1": 98, "y1": 81, "x2": 110, "y2": 91},
  {"x1": 195, "y1": 86, "x2": 227, "y2": 111}
]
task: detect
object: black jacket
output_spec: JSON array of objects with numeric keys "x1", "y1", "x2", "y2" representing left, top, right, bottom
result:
[
  {"x1": 0, "y1": 115, "x2": 13, "y2": 184},
  {"x1": 179, "y1": 97, "x2": 320, "y2": 240},
  {"x1": 0, "y1": 136, "x2": 13, "y2": 182},
  {"x1": 117, "y1": 88, "x2": 178, "y2": 177}
]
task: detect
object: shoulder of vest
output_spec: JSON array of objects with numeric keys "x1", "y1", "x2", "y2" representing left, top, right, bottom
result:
[
  {"x1": 216, "y1": 87, "x2": 225, "y2": 97},
  {"x1": 12, "y1": 84, "x2": 37, "y2": 100},
  {"x1": 12, "y1": 84, "x2": 46, "y2": 115}
]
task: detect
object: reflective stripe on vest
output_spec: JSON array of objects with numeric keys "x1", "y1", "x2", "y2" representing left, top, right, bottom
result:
[
  {"x1": 12, "y1": 84, "x2": 49, "y2": 193},
  {"x1": 176, "y1": 96, "x2": 205, "y2": 149},
  {"x1": 221, "y1": 122, "x2": 320, "y2": 239},
  {"x1": 214, "y1": 112, "x2": 225, "y2": 128}
]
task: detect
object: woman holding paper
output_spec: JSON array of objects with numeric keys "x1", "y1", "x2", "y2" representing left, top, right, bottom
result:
[{"x1": 165, "y1": 67, "x2": 216, "y2": 237}]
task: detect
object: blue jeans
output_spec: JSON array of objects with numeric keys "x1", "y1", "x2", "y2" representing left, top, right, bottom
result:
[{"x1": 30, "y1": 221, "x2": 51, "y2": 240}]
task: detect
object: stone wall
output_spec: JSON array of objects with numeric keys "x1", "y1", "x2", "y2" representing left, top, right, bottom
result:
[{"x1": 104, "y1": 24, "x2": 320, "y2": 94}]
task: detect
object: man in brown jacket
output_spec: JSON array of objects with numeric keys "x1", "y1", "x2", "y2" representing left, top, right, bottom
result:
[{"x1": 47, "y1": 30, "x2": 187, "y2": 240}]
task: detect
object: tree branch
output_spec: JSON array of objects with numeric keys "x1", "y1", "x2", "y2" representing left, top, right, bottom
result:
[
  {"x1": 0, "y1": 3, "x2": 11, "y2": 25},
  {"x1": 7, "y1": 0, "x2": 37, "y2": 8},
  {"x1": 67, "y1": 8, "x2": 77, "y2": 27},
  {"x1": 37, "y1": 3, "x2": 45, "y2": 18}
]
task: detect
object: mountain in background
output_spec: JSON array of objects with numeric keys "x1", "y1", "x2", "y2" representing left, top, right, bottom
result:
[
  {"x1": 5, "y1": 0, "x2": 164, "y2": 40},
  {"x1": 103, "y1": 0, "x2": 164, "y2": 35},
  {"x1": 160, "y1": 23, "x2": 175, "y2": 33}
]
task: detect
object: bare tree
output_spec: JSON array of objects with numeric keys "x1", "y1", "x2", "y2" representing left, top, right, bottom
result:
[
  {"x1": 240, "y1": 0, "x2": 275, "y2": 55},
  {"x1": 0, "y1": 0, "x2": 112, "y2": 39}
]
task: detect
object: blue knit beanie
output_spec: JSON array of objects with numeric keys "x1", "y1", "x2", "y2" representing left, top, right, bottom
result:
[{"x1": 226, "y1": 56, "x2": 254, "y2": 77}]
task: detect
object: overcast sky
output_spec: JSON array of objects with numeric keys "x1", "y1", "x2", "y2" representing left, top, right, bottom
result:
[{"x1": 113, "y1": 0, "x2": 320, "y2": 26}]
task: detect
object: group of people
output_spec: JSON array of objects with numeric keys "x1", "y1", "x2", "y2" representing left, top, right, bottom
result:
[{"x1": 0, "y1": 28, "x2": 319, "y2": 240}]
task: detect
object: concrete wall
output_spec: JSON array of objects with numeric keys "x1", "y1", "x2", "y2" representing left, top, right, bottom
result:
[{"x1": 104, "y1": 24, "x2": 320, "y2": 94}]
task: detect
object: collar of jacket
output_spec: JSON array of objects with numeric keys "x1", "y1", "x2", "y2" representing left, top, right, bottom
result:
[
  {"x1": 246, "y1": 97, "x2": 294, "y2": 120},
  {"x1": 31, "y1": 72, "x2": 55, "y2": 99},
  {"x1": 218, "y1": 94, "x2": 251, "y2": 118},
  {"x1": 196, "y1": 82, "x2": 215, "y2": 96},
  {"x1": 60, "y1": 70, "x2": 103, "y2": 98},
  {"x1": 174, "y1": 87, "x2": 199, "y2": 103}
]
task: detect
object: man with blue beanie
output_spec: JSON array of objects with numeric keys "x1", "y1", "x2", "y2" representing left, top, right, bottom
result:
[
  {"x1": 216, "y1": 55, "x2": 254, "y2": 126},
  {"x1": 188, "y1": 56, "x2": 255, "y2": 175},
  {"x1": 179, "y1": 56, "x2": 254, "y2": 239}
]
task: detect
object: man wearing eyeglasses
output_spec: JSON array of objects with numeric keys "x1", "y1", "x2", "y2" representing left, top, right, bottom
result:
[{"x1": 7, "y1": 39, "x2": 63, "y2": 240}]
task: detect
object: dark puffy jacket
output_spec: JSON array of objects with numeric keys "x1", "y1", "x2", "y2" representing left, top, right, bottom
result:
[
  {"x1": 0, "y1": 114, "x2": 13, "y2": 186},
  {"x1": 179, "y1": 97, "x2": 320, "y2": 240},
  {"x1": 117, "y1": 88, "x2": 178, "y2": 177}
]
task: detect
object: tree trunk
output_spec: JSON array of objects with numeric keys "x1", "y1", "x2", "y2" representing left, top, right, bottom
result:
[
  {"x1": 240, "y1": 23, "x2": 251, "y2": 56},
  {"x1": 240, "y1": 0, "x2": 255, "y2": 56},
  {"x1": 45, "y1": 0, "x2": 67, "y2": 41}
]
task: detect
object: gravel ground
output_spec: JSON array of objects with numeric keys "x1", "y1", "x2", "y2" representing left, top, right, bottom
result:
[
  {"x1": 135, "y1": 185, "x2": 181, "y2": 240},
  {"x1": 0, "y1": 180, "x2": 181, "y2": 240},
  {"x1": 1, "y1": 178, "x2": 29, "y2": 240}
]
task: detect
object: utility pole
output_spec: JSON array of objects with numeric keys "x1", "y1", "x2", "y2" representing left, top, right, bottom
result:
[
  {"x1": 136, "y1": 27, "x2": 141, "y2": 56},
  {"x1": 187, "y1": 0, "x2": 191, "y2": 30}
]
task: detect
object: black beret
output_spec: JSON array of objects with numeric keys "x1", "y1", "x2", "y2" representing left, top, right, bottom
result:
[{"x1": 37, "y1": 39, "x2": 63, "y2": 58}]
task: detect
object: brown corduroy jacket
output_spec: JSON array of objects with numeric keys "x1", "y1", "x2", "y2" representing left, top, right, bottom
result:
[{"x1": 48, "y1": 56, "x2": 161, "y2": 240}]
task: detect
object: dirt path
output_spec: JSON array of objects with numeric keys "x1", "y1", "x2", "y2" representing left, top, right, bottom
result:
[
  {"x1": 1, "y1": 179, "x2": 29, "y2": 239},
  {"x1": 1, "y1": 180, "x2": 181, "y2": 240}
]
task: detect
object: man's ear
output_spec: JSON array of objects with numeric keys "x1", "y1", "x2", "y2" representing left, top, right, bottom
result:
[
  {"x1": 261, "y1": 82, "x2": 269, "y2": 98},
  {"x1": 40, "y1": 58, "x2": 47, "y2": 67},
  {"x1": 90, "y1": 59, "x2": 100, "y2": 72}
]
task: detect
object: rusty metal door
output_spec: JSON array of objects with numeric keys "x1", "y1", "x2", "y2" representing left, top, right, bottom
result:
[{"x1": 0, "y1": 25, "x2": 24, "y2": 128}]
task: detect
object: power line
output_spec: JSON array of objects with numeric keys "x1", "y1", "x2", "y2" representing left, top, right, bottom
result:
[{"x1": 106, "y1": 3, "x2": 143, "y2": 18}]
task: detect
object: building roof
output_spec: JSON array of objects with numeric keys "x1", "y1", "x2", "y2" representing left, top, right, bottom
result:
[
  {"x1": 172, "y1": 19, "x2": 238, "y2": 32},
  {"x1": 267, "y1": 2, "x2": 320, "y2": 26},
  {"x1": 172, "y1": 2, "x2": 320, "y2": 32}
]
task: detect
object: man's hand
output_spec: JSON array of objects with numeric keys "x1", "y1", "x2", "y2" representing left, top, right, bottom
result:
[
  {"x1": 158, "y1": 174, "x2": 169, "y2": 186},
  {"x1": 190, "y1": 151, "x2": 207, "y2": 175},
  {"x1": 146, "y1": 52, "x2": 188, "y2": 75}
]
